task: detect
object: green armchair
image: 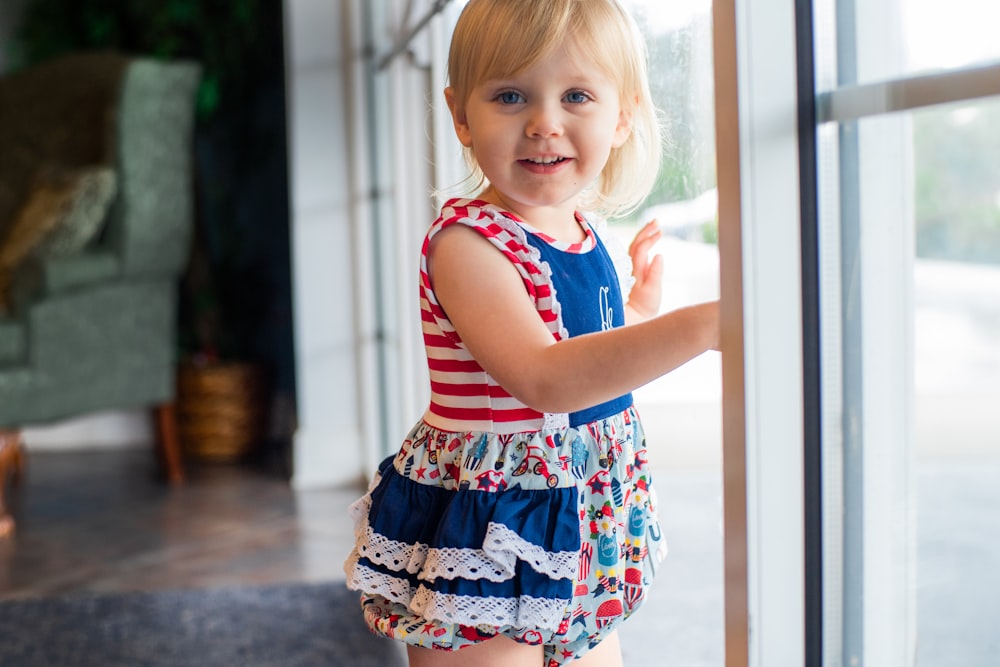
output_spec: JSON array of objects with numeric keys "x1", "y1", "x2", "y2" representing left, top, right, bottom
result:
[{"x1": 0, "y1": 53, "x2": 201, "y2": 532}]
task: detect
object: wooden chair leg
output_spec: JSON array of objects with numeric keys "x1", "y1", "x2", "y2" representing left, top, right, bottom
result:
[
  {"x1": 154, "y1": 403, "x2": 185, "y2": 485},
  {"x1": 0, "y1": 429, "x2": 25, "y2": 538}
]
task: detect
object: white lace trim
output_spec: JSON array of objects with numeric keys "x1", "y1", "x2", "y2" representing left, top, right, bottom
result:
[
  {"x1": 348, "y1": 489, "x2": 374, "y2": 540},
  {"x1": 346, "y1": 560, "x2": 570, "y2": 632},
  {"x1": 422, "y1": 545, "x2": 511, "y2": 582},
  {"x1": 358, "y1": 524, "x2": 431, "y2": 575},
  {"x1": 357, "y1": 521, "x2": 577, "y2": 583},
  {"x1": 541, "y1": 412, "x2": 570, "y2": 430},
  {"x1": 345, "y1": 557, "x2": 416, "y2": 606},
  {"x1": 422, "y1": 522, "x2": 578, "y2": 583},
  {"x1": 487, "y1": 522, "x2": 578, "y2": 579},
  {"x1": 410, "y1": 585, "x2": 569, "y2": 632}
]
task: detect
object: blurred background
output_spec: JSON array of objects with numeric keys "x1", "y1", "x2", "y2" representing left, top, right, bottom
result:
[{"x1": 0, "y1": 1, "x2": 997, "y2": 665}]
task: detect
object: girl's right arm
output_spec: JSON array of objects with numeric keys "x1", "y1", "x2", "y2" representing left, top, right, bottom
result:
[{"x1": 428, "y1": 223, "x2": 719, "y2": 415}]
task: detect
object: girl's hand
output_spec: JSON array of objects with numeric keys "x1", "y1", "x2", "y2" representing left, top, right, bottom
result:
[{"x1": 625, "y1": 220, "x2": 664, "y2": 322}]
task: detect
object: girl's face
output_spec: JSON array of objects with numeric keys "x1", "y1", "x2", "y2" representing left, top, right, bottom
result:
[{"x1": 446, "y1": 42, "x2": 632, "y2": 228}]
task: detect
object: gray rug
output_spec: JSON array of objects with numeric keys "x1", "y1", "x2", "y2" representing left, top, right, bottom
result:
[{"x1": 0, "y1": 581, "x2": 406, "y2": 667}]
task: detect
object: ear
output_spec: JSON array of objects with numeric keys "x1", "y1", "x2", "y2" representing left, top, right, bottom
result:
[
  {"x1": 612, "y1": 105, "x2": 633, "y2": 149},
  {"x1": 445, "y1": 87, "x2": 473, "y2": 148}
]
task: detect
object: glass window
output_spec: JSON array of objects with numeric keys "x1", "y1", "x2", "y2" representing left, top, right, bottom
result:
[
  {"x1": 812, "y1": 0, "x2": 1000, "y2": 663},
  {"x1": 832, "y1": 0, "x2": 1000, "y2": 86},
  {"x1": 620, "y1": 0, "x2": 720, "y2": 471},
  {"x1": 615, "y1": 2, "x2": 723, "y2": 665},
  {"x1": 902, "y1": 0, "x2": 1000, "y2": 78},
  {"x1": 910, "y1": 98, "x2": 1000, "y2": 666}
]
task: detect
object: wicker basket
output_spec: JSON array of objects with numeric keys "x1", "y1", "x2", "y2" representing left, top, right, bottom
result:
[{"x1": 176, "y1": 361, "x2": 266, "y2": 462}]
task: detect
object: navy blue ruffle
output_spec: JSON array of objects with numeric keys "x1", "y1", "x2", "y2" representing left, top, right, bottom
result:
[{"x1": 359, "y1": 458, "x2": 579, "y2": 602}]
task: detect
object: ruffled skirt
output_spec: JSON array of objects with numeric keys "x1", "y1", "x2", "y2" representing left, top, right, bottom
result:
[{"x1": 343, "y1": 406, "x2": 665, "y2": 664}]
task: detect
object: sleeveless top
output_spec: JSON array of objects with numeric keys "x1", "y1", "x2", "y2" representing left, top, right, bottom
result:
[{"x1": 419, "y1": 198, "x2": 634, "y2": 434}]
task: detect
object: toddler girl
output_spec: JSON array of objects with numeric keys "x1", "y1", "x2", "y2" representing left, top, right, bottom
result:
[{"x1": 344, "y1": 1, "x2": 720, "y2": 665}]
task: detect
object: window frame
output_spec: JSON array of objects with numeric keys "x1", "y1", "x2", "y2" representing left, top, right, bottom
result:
[{"x1": 718, "y1": 0, "x2": 1000, "y2": 665}]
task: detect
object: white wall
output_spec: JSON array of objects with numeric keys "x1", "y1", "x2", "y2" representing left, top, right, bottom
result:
[
  {"x1": 283, "y1": 0, "x2": 459, "y2": 489},
  {"x1": 283, "y1": 0, "x2": 371, "y2": 489},
  {"x1": 23, "y1": 412, "x2": 151, "y2": 450}
]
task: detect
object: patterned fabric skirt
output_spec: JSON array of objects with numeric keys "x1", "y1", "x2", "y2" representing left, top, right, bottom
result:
[{"x1": 343, "y1": 405, "x2": 665, "y2": 665}]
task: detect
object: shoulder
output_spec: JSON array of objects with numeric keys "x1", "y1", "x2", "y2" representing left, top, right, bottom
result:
[
  {"x1": 432, "y1": 198, "x2": 524, "y2": 242},
  {"x1": 424, "y1": 199, "x2": 555, "y2": 307},
  {"x1": 426, "y1": 198, "x2": 536, "y2": 265}
]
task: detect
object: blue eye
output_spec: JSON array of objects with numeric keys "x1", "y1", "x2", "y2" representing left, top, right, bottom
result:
[
  {"x1": 565, "y1": 90, "x2": 590, "y2": 104},
  {"x1": 497, "y1": 90, "x2": 524, "y2": 104}
]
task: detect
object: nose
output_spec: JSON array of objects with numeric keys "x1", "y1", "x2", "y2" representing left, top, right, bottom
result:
[{"x1": 525, "y1": 101, "x2": 564, "y2": 138}]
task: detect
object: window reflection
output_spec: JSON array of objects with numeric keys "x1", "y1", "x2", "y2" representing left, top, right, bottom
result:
[
  {"x1": 911, "y1": 99, "x2": 1000, "y2": 666},
  {"x1": 904, "y1": 0, "x2": 1000, "y2": 75},
  {"x1": 613, "y1": 3, "x2": 723, "y2": 666}
]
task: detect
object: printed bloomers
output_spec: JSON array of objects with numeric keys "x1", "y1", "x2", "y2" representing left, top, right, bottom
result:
[{"x1": 343, "y1": 406, "x2": 665, "y2": 665}]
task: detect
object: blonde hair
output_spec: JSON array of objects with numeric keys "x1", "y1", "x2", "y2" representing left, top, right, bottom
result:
[{"x1": 446, "y1": 0, "x2": 662, "y2": 218}]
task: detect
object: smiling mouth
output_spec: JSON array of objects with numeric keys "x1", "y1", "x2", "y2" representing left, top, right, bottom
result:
[{"x1": 521, "y1": 156, "x2": 569, "y2": 165}]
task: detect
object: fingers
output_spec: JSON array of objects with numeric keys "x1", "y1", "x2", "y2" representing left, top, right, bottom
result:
[
  {"x1": 628, "y1": 219, "x2": 662, "y2": 259},
  {"x1": 626, "y1": 228, "x2": 664, "y2": 321},
  {"x1": 702, "y1": 300, "x2": 721, "y2": 351},
  {"x1": 629, "y1": 220, "x2": 663, "y2": 284},
  {"x1": 645, "y1": 252, "x2": 664, "y2": 284}
]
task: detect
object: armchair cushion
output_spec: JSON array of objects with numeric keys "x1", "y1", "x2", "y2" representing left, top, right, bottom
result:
[
  {"x1": 0, "y1": 167, "x2": 116, "y2": 311},
  {"x1": 0, "y1": 319, "x2": 24, "y2": 366}
]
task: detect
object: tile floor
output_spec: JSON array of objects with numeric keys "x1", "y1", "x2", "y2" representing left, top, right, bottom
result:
[
  {"x1": 0, "y1": 446, "x2": 726, "y2": 666},
  {"x1": 0, "y1": 448, "x2": 360, "y2": 599}
]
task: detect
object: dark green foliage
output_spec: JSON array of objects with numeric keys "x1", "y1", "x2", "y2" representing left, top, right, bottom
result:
[{"x1": 15, "y1": 0, "x2": 279, "y2": 120}]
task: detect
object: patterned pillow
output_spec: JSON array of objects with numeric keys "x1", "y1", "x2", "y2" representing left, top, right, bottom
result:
[{"x1": 0, "y1": 166, "x2": 117, "y2": 311}]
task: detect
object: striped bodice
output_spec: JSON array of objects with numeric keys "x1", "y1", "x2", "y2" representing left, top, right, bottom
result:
[{"x1": 418, "y1": 198, "x2": 633, "y2": 434}]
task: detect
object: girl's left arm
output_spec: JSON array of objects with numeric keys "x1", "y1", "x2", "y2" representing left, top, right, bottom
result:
[{"x1": 624, "y1": 220, "x2": 663, "y2": 324}]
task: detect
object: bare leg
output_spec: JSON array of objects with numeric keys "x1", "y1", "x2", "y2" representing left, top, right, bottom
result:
[
  {"x1": 407, "y1": 634, "x2": 543, "y2": 667},
  {"x1": 571, "y1": 631, "x2": 623, "y2": 667}
]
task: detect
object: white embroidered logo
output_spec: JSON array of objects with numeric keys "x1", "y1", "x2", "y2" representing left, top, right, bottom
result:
[{"x1": 599, "y1": 286, "x2": 614, "y2": 331}]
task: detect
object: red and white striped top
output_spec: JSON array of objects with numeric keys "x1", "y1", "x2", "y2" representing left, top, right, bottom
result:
[{"x1": 419, "y1": 199, "x2": 596, "y2": 434}]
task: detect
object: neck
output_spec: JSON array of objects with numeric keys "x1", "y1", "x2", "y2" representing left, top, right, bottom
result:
[{"x1": 478, "y1": 188, "x2": 586, "y2": 242}]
